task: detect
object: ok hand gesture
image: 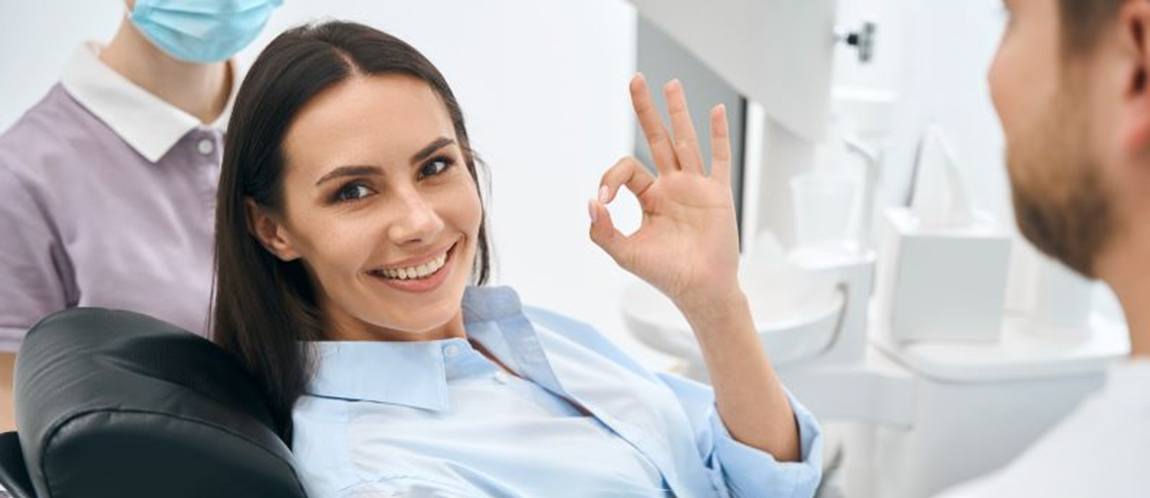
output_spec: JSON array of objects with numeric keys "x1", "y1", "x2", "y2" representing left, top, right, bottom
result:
[{"x1": 589, "y1": 74, "x2": 741, "y2": 311}]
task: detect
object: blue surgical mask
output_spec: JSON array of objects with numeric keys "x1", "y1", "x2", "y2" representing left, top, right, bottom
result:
[{"x1": 129, "y1": 0, "x2": 283, "y2": 63}]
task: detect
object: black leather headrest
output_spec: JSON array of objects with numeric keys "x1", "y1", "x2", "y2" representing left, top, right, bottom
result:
[{"x1": 13, "y1": 308, "x2": 307, "y2": 498}]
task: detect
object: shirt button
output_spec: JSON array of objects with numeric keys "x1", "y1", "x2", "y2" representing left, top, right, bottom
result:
[
  {"x1": 493, "y1": 371, "x2": 510, "y2": 384},
  {"x1": 443, "y1": 344, "x2": 461, "y2": 358},
  {"x1": 197, "y1": 138, "x2": 215, "y2": 155}
]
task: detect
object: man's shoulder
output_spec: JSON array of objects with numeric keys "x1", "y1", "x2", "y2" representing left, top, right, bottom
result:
[{"x1": 937, "y1": 367, "x2": 1149, "y2": 498}]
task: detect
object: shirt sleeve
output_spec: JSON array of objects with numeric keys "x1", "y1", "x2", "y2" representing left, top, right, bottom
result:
[
  {"x1": 0, "y1": 164, "x2": 71, "y2": 352},
  {"x1": 657, "y1": 371, "x2": 823, "y2": 498}
]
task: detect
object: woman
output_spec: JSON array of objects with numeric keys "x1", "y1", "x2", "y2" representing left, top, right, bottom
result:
[{"x1": 213, "y1": 20, "x2": 821, "y2": 498}]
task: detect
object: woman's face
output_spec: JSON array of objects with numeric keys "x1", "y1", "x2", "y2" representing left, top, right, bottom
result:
[{"x1": 252, "y1": 74, "x2": 482, "y2": 341}]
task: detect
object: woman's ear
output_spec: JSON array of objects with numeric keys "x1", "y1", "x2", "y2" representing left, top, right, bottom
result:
[{"x1": 245, "y1": 198, "x2": 302, "y2": 262}]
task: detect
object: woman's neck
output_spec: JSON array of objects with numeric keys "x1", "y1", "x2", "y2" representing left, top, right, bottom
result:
[
  {"x1": 98, "y1": 16, "x2": 232, "y2": 124},
  {"x1": 324, "y1": 305, "x2": 469, "y2": 343}
]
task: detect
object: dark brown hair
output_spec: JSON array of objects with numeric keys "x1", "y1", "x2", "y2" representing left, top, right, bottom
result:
[
  {"x1": 211, "y1": 20, "x2": 491, "y2": 441},
  {"x1": 1058, "y1": 0, "x2": 1123, "y2": 53}
]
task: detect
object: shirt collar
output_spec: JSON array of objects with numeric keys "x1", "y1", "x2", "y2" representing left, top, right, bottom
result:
[
  {"x1": 60, "y1": 42, "x2": 238, "y2": 163},
  {"x1": 304, "y1": 286, "x2": 532, "y2": 411},
  {"x1": 461, "y1": 284, "x2": 528, "y2": 324}
]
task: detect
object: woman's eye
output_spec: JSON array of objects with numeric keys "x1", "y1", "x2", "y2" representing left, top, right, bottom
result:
[
  {"x1": 333, "y1": 182, "x2": 374, "y2": 203},
  {"x1": 419, "y1": 157, "x2": 455, "y2": 178}
]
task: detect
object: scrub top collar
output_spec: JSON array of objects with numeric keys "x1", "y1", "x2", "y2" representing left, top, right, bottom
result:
[
  {"x1": 305, "y1": 286, "x2": 536, "y2": 412},
  {"x1": 61, "y1": 42, "x2": 238, "y2": 164}
]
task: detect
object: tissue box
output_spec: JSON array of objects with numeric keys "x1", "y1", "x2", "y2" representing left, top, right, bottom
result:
[{"x1": 875, "y1": 207, "x2": 1011, "y2": 343}]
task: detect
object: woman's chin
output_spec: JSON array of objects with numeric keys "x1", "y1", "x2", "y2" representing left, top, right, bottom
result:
[{"x1": 365, "y1": 298, "x2": 465, "y2": 340}]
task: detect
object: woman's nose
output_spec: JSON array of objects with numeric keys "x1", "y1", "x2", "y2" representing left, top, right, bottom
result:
[{"x1": 386, "y1": 190, "x2": 444, "y2": 244}]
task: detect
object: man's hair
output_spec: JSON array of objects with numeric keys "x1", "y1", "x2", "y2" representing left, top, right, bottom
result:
[{"x1": 1059, "y1": 0, "x2": 1124, "y2": 53}]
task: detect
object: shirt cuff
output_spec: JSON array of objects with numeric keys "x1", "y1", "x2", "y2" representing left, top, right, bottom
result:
[
  {"x1": 706, "y1": 389, "x2": 823, "y2": 498},
  {"x1": 0, "y1": 327, "x2": 25, "y2": 353}
]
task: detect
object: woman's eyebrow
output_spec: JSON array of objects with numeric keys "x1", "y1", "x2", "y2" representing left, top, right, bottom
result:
[
  {"x1": 411, "y1": 137, "x2": 455, "y2": 164},
  {"x1": 314, "y1": 165, "x2": 383, "y2": 187},
  {"x1": 312, "y1": 137, "x2": 454, "y2": 186}
]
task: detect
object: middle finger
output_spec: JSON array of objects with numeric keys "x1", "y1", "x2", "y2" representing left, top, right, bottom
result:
[
  {"x1": 664, "y1": 79, "x2": 704, "y2": 175},
  {"x1": 629, "y1": 73, "x2": 680, "y2": 175}
]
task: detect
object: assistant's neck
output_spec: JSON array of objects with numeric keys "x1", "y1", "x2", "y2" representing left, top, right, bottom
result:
[{"x1": 98, "y1": 16, "x2": 232, "y2": 124}]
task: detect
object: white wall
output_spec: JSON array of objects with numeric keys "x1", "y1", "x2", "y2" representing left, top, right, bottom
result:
[
  {"x1": 0, "y1": 2, "x2": 121, "y2": 128},
  {"x1": 0, "y1": 0, "x2": 671, "y2": 365}
]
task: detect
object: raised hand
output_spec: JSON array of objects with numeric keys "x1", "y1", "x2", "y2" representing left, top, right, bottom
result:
[{"x1": 589, "y1": 74, "x2": 741, "y2": 310}]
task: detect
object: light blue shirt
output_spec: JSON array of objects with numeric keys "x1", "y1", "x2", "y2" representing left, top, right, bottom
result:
[{"x1": 292, "y1": 286, "x2": 822, "y2": 497}]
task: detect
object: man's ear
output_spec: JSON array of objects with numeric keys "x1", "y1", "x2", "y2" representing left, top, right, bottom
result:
[
  {"x1": 245, "y1": 198, "x2": 301, "y2": 262},
  {"x1": 1119, "y1": 0, "x2": 1150, "y2": 155}
]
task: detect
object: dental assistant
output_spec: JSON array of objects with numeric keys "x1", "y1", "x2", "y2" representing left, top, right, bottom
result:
[{"x1": 0, "y1": 0, "x2": 282, "y2": 431}]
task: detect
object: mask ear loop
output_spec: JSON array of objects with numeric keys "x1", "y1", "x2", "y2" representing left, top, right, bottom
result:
[{"x1": 126, "y1": 1, "x2": 148, "y2": 23}]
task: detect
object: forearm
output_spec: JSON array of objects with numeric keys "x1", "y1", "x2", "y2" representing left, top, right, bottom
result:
[
  {"x1": 0, "y1": 352, "x2": 14, "y2": 432},
  {"x1": 677, "y1": 289, "x2": 801, "y2": 462}
]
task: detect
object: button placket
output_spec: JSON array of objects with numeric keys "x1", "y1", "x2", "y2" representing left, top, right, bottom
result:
[{"x1": 193, "y1": 132, "x2": 222, "y2": 202}]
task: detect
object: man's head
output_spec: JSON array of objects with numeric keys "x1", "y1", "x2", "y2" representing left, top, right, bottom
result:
[{"x1": 990, "y1": 0, "x2": 1150, "y2": 279}]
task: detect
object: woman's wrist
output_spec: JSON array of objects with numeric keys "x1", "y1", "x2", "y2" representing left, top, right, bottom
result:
[{"x1": 673, "y1": 283, "x2": 749, "y2": 330}]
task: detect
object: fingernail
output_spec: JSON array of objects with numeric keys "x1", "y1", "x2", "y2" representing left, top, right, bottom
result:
[
  {"x1": 598, "y1": 186, "x2": 609, "y2": 204},
  {"x1": 588, "y1": 200, "x2": 598, "y2": 223}
]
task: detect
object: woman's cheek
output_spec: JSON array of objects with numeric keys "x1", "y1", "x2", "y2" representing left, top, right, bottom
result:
[{"x1": 440, "y1": 178, "x2": 484, "y2": 235}]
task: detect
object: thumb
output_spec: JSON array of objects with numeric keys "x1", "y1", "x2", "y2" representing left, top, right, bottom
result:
[{"x1": 588, "y1": 199, "x2": 631, "y2": 268}]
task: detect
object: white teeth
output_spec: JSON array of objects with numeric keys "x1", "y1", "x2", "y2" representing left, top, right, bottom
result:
[{"x1": 376, "y1": 249, "x2": 449, "y2": 280}]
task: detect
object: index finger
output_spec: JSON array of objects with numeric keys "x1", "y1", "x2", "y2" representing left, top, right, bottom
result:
[{"x1": 629, "y1": 73, "x2": 679, "y2": 175}]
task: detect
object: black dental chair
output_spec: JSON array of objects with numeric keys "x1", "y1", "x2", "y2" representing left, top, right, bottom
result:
[{"x1": 0, "y1": 308, "x2": 308, "y2": 498}]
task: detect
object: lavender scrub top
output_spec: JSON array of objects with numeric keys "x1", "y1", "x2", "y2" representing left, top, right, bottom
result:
[{"x1": 0, "y1": 42, "x2": 236, "y2": 350}]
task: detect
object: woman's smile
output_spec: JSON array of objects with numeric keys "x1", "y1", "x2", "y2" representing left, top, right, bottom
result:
[{"x1": 367, "y1": 238, "x2": 461, "y2": 294}]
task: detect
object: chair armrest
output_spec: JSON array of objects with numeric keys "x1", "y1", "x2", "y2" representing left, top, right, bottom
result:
[{"x1": 0, "y1": 432, "x2": 35, "y2": 498}]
